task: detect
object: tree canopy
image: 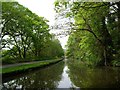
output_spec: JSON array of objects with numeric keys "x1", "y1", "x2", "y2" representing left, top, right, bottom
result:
[
  {"x1": 1, "y1": 2, "x2": 64, "y2": 64},
  {"x1": 54, "y1": 1, "x2": 120, "y2": 66}
]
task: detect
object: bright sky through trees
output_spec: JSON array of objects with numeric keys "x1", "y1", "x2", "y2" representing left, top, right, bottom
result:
[{"x1": 17, "y1": 0, "x2": 68, "y2": 49}]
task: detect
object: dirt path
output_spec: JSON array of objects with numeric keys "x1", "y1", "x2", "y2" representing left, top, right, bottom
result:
[{"x1": 1, "y1": 61, "x2": 45, "y2": 68}]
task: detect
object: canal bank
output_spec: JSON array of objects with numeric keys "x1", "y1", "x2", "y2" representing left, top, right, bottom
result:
[{"x1": 1, "y1": 58, "x2": 63, "y2": 78}]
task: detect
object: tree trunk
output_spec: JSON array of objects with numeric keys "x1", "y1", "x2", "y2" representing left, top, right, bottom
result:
[
  {"x1": 23, "y1": 46, "x2": 26, "y2": 59},
  {"x1": 116, "y1": 2, "x2": 120, "y2": 32},
  {"x1": 101, "y1": 16, "x2": 113, "y2": 65}
]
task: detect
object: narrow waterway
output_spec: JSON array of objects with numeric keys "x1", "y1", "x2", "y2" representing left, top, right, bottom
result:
[
  {"x1": 57, "y1": 60, "x2": 77, "y2": 89},
  {"x1": 2, "y1": 59, "x2": 120, "y2": 89},
  {"x1": 2, "y1": 61, "x2": 77, "y2": 89}
]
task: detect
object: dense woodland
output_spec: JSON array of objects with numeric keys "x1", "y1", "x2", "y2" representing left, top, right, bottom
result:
[
  {"x1": 1, "y1": 2, "x2": 64, "y2": 64},
  {"x1": 55, "y1": 1, "x2": 120, "y2": 66}
]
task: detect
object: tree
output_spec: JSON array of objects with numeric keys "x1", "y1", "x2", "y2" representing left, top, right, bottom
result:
[
  {"x1": 1, "y1": 2, "x2": 64, "y2": 63},
  {"x1": 55, "y1": 1, "x2": 120, "y2": 66}
]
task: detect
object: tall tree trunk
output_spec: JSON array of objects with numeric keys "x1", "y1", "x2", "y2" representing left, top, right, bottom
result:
[
  {"x1": 116, "y1": 2, "x2": 120, "y2": 32},
  {"x1": 101, "y1": 16, "x2": 113, "y2": 66},
  {"x1": 23, "y1": 46, "x2": 26, "y2": 59},
  {"x1": 13, "y1": 36, "x2": 22, "y2": 58},
  {"x1": 116, "y1": 2, "x2": 120, "y2": 49}
]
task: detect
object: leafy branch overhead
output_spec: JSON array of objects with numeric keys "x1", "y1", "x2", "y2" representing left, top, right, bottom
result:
[{"x1": 55, "y1": 1, "x2": 120, "y2": 66}]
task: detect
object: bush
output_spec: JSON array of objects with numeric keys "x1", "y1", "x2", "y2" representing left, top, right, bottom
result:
[
  {"x1": 2, "y1": 56, "x2": 16, "y2": 65},
  {"x1": 111, "y1": 60, "x2": 120, "y2": 67}
]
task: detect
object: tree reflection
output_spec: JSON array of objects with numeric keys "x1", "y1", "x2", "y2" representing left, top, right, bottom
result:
[
  {"x1": 67, "y1": 59, "x2": 120, "y2": 88},
  {"x1": 2, "y1": 61, "x2": 64, "y2": 89}
]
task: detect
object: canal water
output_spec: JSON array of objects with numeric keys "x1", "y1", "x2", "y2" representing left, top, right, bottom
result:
[{"x1": 2, "y1": 59, "x2": 120, "y2": 89}]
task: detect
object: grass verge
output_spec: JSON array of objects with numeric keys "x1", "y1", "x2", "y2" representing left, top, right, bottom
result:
[{"x1": 1, "y1": 59, "x2": 62, "y2": 75}]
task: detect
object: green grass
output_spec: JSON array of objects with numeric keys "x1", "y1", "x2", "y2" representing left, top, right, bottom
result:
[{"x1": 1, "y1": 59, "x2": 62, "y2": 74}]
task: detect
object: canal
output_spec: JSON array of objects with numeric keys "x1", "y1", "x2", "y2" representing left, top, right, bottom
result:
[{"x1": 2, "y1": 59, "x2": 120, "y2": 89}]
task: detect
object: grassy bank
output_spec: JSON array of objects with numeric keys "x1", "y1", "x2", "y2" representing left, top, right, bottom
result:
[{"x1": 1, "y1": 59, "x2": 63, "y2": 75}]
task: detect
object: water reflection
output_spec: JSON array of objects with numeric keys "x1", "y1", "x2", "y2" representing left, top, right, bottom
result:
[
  {"x1": 58, "y1": 66, "x2": 74, "y2": 88},
  {"x1": 2, "y1": 61, "x2": 64, "y2": 89},
  {"x1": 3, "y1": 59, "x2": 119, "y2": 89},
  {"x1": 67, "y1": 59, "x2": 120, "y2": 88}
]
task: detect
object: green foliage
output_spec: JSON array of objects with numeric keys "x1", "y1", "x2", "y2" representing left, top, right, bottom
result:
[
  {"x1": 55, "y1": 1, "x2": 120, "y2": 66},
  {"x1": 1, "y1": 2, "x2": 64, "y2": 64}
]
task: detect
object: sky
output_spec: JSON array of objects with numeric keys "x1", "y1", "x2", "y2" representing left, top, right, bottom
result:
[{"x1": 17, "y1": 0, "x2": 68, "y2": 49}]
